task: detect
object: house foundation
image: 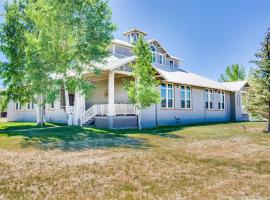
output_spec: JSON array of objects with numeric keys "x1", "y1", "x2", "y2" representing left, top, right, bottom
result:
[{"x1": 94, "y1": 115, "x2": 138, "y2": 129}]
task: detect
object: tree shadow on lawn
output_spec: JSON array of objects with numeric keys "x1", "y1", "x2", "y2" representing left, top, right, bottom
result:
[
  {"x1": 2, "y1": 121, "x2": 252, "y2": 151},
  {"x1": 2, "y1": 126, "x2": 150, "y2": 151},
  {"x1": 0, "y1": 122, "x2": 64, "y2": 131},
  {"x1": 1, "y1": 124, "x2": 187, "y2": 151}
]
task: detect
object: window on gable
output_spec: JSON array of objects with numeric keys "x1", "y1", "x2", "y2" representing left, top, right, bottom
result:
[
  {"x1": 159, "y1": 54, "x2": 164, "y2": 65},
  {"x1": 169, "y1": 60, "x2": 174, "y2": 67},
  {"x1": 161, "y1": 83, "x2": 174, "y2": 108},
  {"x1": 150, "y1": 45, "x2": 156, "y2": 63},
  {"x1": 180, "y1": 86, "x2": 192, "y2": 109},
  {"x1": 205, "y1": 89, "x2": 213, "y2": 109}
]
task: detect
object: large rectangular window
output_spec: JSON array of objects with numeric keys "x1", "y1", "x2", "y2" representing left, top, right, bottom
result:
[
  {"x1": 205, "y1": 89, "x2": 213, "y2": 109},
  {"x1": 180, "y1": 86, "x2": 192, "y2": 109},
  {"x1": 15, "y1": 102, "x2": 22, "y2": 111},
  {"x1": 161, "y1": 83, "x2": 174, "y2": 108},
  {"x1": 218, "y1": 91, "x2": 225, "y2": 110},
  {"x1": 27, "y1": 102, "x2": 34, "y2": 110}
]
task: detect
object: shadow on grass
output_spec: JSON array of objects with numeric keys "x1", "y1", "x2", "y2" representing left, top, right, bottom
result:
[
  {"x1": 1, "y1": 121, "x2": 260, "y2": 151},
  {"x1": 2, "y1": 126, "x2": 150, "y2": 151},
  {"x1": 0, "y1": 122, "x2": 65, "y2": 131}
]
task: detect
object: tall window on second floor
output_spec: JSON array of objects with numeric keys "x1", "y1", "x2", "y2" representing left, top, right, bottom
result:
[
  {"x1": 159, "y1": 54, "x2": 164, "y2": 65},
  {"x1": 180, "y1": 86, "x2": 192, "y2": 109},
  {"x1": 150, "y1": 45, "x2": 156, "y2": 63},
  {"x1": 205, "y1": 89, "x2": 213, "y2": 109},
  {"x1": 161, "y1": 83, "x2": 174, "y2": 108},
  {"x1": 218, "y1": 91, "x2": 225, "y2": 110}
]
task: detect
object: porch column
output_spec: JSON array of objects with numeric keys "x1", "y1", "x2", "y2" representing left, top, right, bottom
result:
[{"x1": 107, "y1": 71, "x2": 115, "y2": 116}]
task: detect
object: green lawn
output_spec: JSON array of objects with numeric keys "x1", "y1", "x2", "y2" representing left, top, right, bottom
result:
[
  {"x1": 0, "y1": 121, "x2": 64, "y2": 131},
  {"x1": 0, "y1": 121, "x2": 269, "y2": 199}
]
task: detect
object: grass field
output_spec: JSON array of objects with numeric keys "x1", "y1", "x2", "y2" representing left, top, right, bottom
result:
[{"x1": 0, "y1": 121, "x2": 269, "y2": 199}]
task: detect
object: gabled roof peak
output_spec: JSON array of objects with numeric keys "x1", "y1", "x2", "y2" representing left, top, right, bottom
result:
[{"x1": 122, "y1": 28, "x2": 148, "y2": 36}]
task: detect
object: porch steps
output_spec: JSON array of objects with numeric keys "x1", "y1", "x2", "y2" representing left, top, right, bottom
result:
[{"x1": 84, "y1": 118, "x2": 95, "y2": 126}]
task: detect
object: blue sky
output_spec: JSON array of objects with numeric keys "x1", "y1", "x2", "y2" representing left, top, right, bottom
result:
[{"x1": 1, "y1": 0, "x2": 270, "y2": 87}]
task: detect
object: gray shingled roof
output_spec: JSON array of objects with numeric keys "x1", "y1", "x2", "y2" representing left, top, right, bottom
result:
[{"x1": 153, "y1": 64, "x2": 232, "y2": 91}]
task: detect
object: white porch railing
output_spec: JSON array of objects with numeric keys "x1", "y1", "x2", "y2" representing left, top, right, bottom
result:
[{"x1": 82, "y1": 104, "x2": 137, "y2": 124}]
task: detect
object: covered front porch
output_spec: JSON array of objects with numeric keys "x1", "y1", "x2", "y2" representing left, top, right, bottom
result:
[{"x1": 80, "y1": 68, "x2": 138, "y2": 128}]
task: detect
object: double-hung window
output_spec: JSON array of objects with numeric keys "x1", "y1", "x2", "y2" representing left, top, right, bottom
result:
[
  {"x1": 159, "y1": 54, "x2": 164, "y2": 65},
  {"x1": 15, "y1": 102, "x2": 21, "y2": 111},
  {"x1": 180, "y1": 86, "x2": 192, "y2": 109},
  {"x1": 161, "y1": 83, "x2": 174, "y2": 108},
  {"x1": 50, "y1": 101, "x2": 55, "y2": 109},
  {"x1": 27, "y1": 102, "x2": 34, "y2": 110},
  {"x1": 205, "y1": 89, "x2": 213, "y2": 109},
  {"x1": 218, "y1": 91, "x2": 225, "y2": 110}
]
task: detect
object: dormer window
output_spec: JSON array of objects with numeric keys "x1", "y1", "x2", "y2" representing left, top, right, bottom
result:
[
  {"x1": 169, "y1": 60, "x2": 174, "y2": 67},
  {"x1": 123, "y1": 28, "x2": 148, "y2": 44},
  {"x1": 127, "y1": 32, "x2": 140, "y2": 43},
  {"x1": 150, "y1": 45, "x2": 156, "y2": 63},
  {"x1": 159, "y1": 54, "x2": 164, "y2": 65}
]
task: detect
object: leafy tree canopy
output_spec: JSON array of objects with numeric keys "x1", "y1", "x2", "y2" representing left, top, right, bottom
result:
[
  {"x1": 0, "y1": 0, "x2": 116, "y2": 103},
  {"x1": 219, "y1": 64, "x2": 246, "y2": 82},
  {"x1": 125, "y1": 37, "x2": 160, "y2": 109}
]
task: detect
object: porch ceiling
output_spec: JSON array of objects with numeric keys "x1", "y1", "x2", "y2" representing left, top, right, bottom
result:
[{"x1": 83, "y1": 71, "x2": 130, "y2": 82}]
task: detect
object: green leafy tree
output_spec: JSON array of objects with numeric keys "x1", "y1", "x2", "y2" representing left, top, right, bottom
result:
[
  {"x1": 25, "y1": 0, "x2": 116, "y2": 125},
  {"x1": 0, "y1": 0, "x2": 58, "y2": 125},
  {"x1": 246, "y1": 29, "x2": 270, "y2": 132},
  {"x1": 125, "y1": 37, "x2": 160, "y2": 129},
  {"x1": 0, "y1": 1, "x2": 34, "y2": 104},
  {"x1": 0, "y1": 0, "x2": 116, "y2": 126},
  {"x1": 219, "y1": 64, "x2": 246, "y2": 82}
]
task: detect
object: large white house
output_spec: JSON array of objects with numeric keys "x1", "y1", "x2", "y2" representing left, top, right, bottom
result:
[{"x1": 7, "y1": 29, "x2": 249, "y2": 129}]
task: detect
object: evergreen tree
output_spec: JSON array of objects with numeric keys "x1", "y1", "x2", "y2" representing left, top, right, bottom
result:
[
  {"x1": 219, "y1": 64, "x2": 246, "y2": 82},
  {"x1": 125, "y1": 37, "x2": 160, "y2": 129},
  {"x1": 246, "y1": 29, "x2": 270, "y2": 132}
]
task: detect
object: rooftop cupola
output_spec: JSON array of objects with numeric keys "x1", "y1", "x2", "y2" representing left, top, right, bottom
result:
[{"x1": 123, "y1": 28, "x2": 148, "y2": 44}]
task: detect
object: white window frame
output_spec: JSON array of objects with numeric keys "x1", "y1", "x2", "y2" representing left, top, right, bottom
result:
[
  {"x1": 49, "y1": 101, "x2": 55, "y2": 109},
  {"x1": 180, "y1": 85, "x2": 192, "y2": 109},
  {"x1": 15, "y1": 102, "x2": 21, "y2": 111},
  {"x1": 217, "y1": 91, "x2": 225, "y2": 110},
  {"x1": 205, "y1": 89, "x2": 214, "y2": 110},
  {"x1": 27, "y1": 101, "x2": 34, "y2": 110},
  {"x1": 161, "y1": 83, "x2": 174, "y2": 109},
  {"x1": 150, "y1": 45, "x2": 156, "y2": 63},
  {"x1": 159, "y1": 54, "x2": 164, "y2": 65}
]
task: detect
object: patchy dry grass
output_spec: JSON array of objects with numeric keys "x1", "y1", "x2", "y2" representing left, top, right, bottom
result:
[{"x1": 0, "y1": 122, "x2": 270, "y2": 199}]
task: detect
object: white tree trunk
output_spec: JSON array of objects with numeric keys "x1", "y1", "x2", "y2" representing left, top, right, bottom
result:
[
  {"x1": 36, "y1": 95, "x2": 46, "y2": 126},
  {"x1": 73, "y1": 90, "x2": 84, "y2": 126},
  {"x1": 64, "y1": 86, "x2": 73, "y2": 126}
]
